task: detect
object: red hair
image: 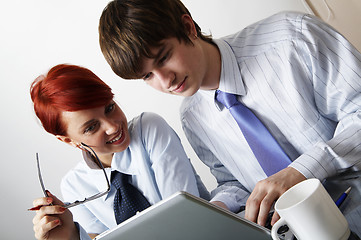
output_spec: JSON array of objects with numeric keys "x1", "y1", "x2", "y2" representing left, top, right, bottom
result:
[{"x1": 30, "y1": 64, "x2": 114, "y2": 136}]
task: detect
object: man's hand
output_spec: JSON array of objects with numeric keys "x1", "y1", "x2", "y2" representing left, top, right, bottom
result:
[
  {"x1": 210, "y1": 201, "x2": 229, "y2": 210},
  {"x1": 245, "y1": 167, "x2": 306, "y2": 226}
]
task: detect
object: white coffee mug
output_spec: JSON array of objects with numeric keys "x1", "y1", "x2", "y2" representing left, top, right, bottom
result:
[{"x1": 271, "y1": 178, "x2": 350, "y2": 240}]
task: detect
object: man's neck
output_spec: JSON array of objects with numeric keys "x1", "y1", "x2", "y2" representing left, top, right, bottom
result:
[{"x1": 200, "y1": 40, "x2": 221, "y2": 90}]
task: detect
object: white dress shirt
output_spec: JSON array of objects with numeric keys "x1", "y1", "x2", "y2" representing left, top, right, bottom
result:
[
  {"x1": 181, "y1": 12, "x2": 361, "y2": 212},
  {"x1": 61, "y1": 112, "x2": 210, "y2": 237}
]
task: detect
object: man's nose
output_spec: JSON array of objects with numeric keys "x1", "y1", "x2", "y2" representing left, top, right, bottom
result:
[{"x1": 154, "y1": 68, "x2": 174, "y2": 89}]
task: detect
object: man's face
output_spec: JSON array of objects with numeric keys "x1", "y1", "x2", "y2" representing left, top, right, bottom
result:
[{"x1": 139, "y1": 37, "x2": 207, "y2": 97}]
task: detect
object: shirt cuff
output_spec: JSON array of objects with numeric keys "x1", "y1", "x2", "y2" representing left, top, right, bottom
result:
[
  {"x1": 75, "y1": 222, "x2": 91, "y2": 240},
  {"x1": 210, "y1": 192, "x2": 243, "y2": 213},
  {"x1": 290, "y1": 142, "x2": 337, "y2": 180}
]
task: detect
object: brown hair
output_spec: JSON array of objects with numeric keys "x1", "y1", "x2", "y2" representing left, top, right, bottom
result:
[{"x1": 99, "y1": 0, "x2": 212, "y2": 80}]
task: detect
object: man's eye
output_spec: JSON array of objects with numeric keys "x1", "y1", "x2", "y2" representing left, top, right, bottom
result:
[
  {"x1": 105, "y1": 103, "x2": 115, "y2": 114},
  {"x1": 143, "y1": 72, "x2": 152, "y2": 80},
  {"x1": 159, "y1": 52, "x2": 169, "y2": 64}
]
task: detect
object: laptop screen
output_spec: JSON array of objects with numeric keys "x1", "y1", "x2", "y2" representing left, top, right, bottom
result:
[{"x1": 95, "y1": 191, "x2": 272, "y2": 240}]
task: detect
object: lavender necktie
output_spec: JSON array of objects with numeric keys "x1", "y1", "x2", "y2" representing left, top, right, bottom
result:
[{"x1": 216, "y1": 90, "x2": 291, "y2": 176}]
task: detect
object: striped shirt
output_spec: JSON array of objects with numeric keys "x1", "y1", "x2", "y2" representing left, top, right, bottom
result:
[{"x1": 180, "y1": 12, "x2": 361, "y2": 212}]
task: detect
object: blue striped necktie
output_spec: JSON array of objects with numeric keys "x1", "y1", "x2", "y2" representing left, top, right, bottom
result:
[
  {"x1": 111, "y1": 171, "x2": 151, "y2": 224},
  {"x1": 215, "y1": 90, "x2": 291, "y2": 176}
]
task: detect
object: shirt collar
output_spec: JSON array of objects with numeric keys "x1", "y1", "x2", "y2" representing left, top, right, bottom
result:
[
  {"x1": 82, "y1": 150, "x2": 100, "y2": 169},
  {"x1": 82, "y1": 149, "x2": 136, "y2": 174},
  {"x1": 80, "y1": 150, "x2": 113, "y2": 201},
  {"x1": 212, "y1": 38, "x2": 245, "y2": 96},
  {"x1": 81, "y1": 149, "x2": 137, "y2": 201},
  {"x1": 111, "y1": 150, "x2": 137, "y2": 175}
]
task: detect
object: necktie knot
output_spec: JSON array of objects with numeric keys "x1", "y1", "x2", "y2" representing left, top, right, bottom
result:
[
  {"x1": 111, "y1": 171, "x2": 128, "y2": 190},
  {"x1": 215, "y1": 90, "x2": 239, "y2": 109},
  {"x1": 215, "y1": 89, "x2": 291, "y2": 176}
]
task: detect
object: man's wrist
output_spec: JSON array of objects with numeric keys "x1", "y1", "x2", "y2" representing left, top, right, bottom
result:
[{"x1": 211, "y1": 201, "x2": 229, "y2": 210}]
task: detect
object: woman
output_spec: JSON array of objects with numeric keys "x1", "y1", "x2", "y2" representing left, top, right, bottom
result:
[{"x1": 30, "y1": 64, "x2": 209, "y2": 240}]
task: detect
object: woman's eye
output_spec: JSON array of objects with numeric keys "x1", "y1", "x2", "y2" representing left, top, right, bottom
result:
[
  {"x1": 105, "y1": 103, "x2": 115, "y2": 114},
  {"x1": 84, "y1": 124, "x2": 97, "y2": 134}
]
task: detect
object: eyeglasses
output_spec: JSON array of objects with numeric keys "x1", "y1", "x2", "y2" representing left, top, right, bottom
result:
[{"x1": 36, "y1": 142, "x2": 111, "y2": 209}]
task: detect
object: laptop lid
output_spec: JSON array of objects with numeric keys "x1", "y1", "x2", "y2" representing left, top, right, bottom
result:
[{"x1": 95, "y1": 191, "x2": 272, "y2": 240}]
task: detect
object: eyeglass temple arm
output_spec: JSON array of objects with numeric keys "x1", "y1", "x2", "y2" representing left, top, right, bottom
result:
[
  {"x1": 80, "y1": 142, "x2": 111, "y2": 190},
  {"x1": 63, "y1": 143, "x2": 111, "y2": 209},
  {"x1": 63, "y1": 190, "x2": 109, "y2": 209}
]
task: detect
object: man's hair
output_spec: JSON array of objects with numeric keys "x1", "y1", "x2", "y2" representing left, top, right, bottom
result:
[
  {"x1": 30, "y1": 64, "x2": 114, "y2": 136},
  {"x1": 99, "y1": 0, "x2": 212, "y2": 80}
]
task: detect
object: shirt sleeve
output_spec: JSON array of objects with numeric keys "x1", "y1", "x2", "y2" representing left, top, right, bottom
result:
[
  {"x1": 61, "y1": 177, "x2": 108, "y2": 235},
  {"x1": 290, "y1": 14, "x2": 361, "y2": 180},
  {"x1": 139, "y1": 112, "x2": 209, "y2": 200},
  {"x1": 181, "y1": 116, "x2": 249, "y2": 212},
  {"x1": 75, "y1": 222, "x2": 92, "y2": 240}
]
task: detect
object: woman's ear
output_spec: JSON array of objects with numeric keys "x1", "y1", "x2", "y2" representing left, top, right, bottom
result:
[
  {"x1": 181, "y1": 14, "x2": 197, "y2": 39},
  {"x1": 56, "y1": 135, "x2": 82, "y2": 149}
]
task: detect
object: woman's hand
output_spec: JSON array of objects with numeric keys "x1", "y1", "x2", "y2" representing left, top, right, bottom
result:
[
  {"x1": 245, "y1": 167, "x2": 306, "y2": 226},
  {"x1": 32, "y1": 192, "x2": 79, "y2": 240}
]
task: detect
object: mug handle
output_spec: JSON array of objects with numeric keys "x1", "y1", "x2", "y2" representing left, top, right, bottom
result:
[{"x1": 271, "y1": 218, "x2": 288, "y2": 240}]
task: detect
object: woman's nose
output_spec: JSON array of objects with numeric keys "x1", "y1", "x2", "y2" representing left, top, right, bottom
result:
[{"x1": 104, "y1": 119, "x2": 118, "y2": 135}]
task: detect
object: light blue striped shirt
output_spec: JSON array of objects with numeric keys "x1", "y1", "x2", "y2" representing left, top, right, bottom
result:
[
  {"x1": 61, "y1": 112, "x2": 209, "y2": 238},
  {"x1": 181, "y1": 12, "x2": 361, "y2": 212}
]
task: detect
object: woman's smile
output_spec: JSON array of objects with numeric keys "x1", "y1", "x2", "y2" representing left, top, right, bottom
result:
[{"x1": 106, "y1": 128, "x2": 124, "y2": 144}]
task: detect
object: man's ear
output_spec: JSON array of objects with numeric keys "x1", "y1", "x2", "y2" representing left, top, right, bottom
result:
[
  {"x1": 56, "y1": 135, "x2": 81, "y2": 149},
  {"x1": 181, "y1": 14, "x2": 197, "y2": 39}
]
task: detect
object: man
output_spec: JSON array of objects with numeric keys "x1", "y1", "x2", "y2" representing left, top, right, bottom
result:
[{"x1": 99, "y1": 0, "x2": 361, "y2": 227}]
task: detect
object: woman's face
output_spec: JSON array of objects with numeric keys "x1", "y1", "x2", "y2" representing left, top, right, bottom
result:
[{"x1": 59, "y1": 101, "x2": 130, "y2": 165}]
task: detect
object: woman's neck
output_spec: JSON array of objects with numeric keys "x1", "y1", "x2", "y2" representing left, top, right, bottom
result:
[{"x1": 94, "y1": 153, "x2": 113, "y2": 168}]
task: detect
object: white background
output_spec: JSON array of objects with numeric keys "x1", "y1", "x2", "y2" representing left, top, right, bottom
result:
[{"x1": 0, "y1": 1, "x2": 308, "y2": 239}]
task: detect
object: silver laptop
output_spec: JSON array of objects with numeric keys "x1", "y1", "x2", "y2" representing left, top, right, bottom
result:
[{"x1": 95, "y1": 191, "x2": 272, "y2": 240}]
